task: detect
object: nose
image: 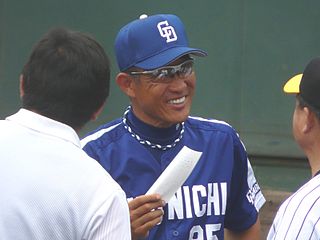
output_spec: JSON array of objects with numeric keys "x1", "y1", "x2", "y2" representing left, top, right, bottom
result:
[{"x1": 168, "y1": 74, "x2": 193, "y2": 91}]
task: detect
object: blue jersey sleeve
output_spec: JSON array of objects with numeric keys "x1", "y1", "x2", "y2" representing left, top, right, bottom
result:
[
  {"x1": 224, "y1": 132, "x2": 260, "y2": 231},
  {"x1": 82, "y1": 143, "x2": 97, "y2": 160}
]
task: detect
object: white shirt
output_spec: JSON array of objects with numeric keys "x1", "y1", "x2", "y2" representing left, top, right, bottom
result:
[
  {"x1": 267, "y1": 173, "x2": 320, "y2": 240},
  {"x1": 0, "y1": 109, "x2": 131, "y2": 240}
]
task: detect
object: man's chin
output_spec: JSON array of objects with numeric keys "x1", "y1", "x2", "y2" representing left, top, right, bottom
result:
[{"x1": 170, "y1": 114, "x2": 189, "y2": 125}]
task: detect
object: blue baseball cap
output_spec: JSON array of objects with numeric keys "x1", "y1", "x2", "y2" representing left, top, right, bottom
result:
[{"x1": 114, "y1": 14, "x2": 207, "y2": 71}]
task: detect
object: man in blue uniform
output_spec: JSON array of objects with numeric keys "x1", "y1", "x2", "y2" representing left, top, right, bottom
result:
[{"x1": 82, "y1": 14, "x2": 265, "y2": 240}]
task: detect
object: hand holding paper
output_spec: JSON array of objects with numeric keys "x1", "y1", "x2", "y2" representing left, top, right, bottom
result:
[{"x1": 146, "y1": 146, "x2": 202, "y2": 203}]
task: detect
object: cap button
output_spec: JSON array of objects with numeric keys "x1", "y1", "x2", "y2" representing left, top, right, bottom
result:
[{"x1": 139, "y1": 14, "x2": 148, "y2": 19}]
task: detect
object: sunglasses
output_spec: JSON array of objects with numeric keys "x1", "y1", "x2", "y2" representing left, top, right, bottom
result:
[{"x1": 129, "y1": 58, "x2": 194, "y2": 83}]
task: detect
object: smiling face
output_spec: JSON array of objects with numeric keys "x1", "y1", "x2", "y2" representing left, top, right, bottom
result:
[{"x1": 125, "y1": 56, "x2": 196, "y2": 128}]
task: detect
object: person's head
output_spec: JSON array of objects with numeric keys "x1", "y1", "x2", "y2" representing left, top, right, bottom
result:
[
  {"x1": 114, "y1": 14, "x2": 207, "y2": 128},
  {"x1": 283, "y1": 57, "x2": 320, "y2": 149},
  {"x1": 21, "y1": 27, "x2": 110, "y2": 131}
]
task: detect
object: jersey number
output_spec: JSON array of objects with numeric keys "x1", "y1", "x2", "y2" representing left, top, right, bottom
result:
[{"x1": 189, "y1": 223, "x2": 221, "y2": 240}]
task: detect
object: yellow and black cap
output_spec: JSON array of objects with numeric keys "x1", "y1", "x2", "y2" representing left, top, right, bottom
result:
[{"x1": 284, "y1": 57, "x2": 320, "y2": 110}]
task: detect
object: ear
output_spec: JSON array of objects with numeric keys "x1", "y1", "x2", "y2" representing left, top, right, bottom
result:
[
  {"x1": 302, "y1": 107, "x2": 315, "y2": 133},
  {"x1": 19, "y1": 74, "x2": 24, "y2": 98},
  {"x1": 91, "y1": 102, "x2": 105, "y2": 120},
  {"x1": 116, "y1": 72, "x2": 136, "y2": 98}
]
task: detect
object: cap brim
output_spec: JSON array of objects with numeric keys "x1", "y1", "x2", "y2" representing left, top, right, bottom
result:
[
  {"x1": 283, "y1": 74, "x2": 302, "y2": 93},
  {"x1": 134, "y1": 47, "x2": 207, "y2": 70}
]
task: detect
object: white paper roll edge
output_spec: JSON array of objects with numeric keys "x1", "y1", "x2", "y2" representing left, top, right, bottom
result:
[{"x1": 146, "y1": 146, "x2": 202, "y2": 203}]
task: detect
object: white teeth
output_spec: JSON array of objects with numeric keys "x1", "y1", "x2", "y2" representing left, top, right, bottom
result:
[{"x1": 169, "y1": 96, "x2": 185, "y2": 104}]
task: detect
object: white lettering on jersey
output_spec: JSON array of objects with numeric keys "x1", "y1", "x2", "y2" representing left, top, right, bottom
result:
[
  {"x1": 193, "y1": 185, "x2": 207, "y2": 217},
  {"x1": 207, "y1": 183, "x2": 220, "y2": 216},
  {"x1": 168, "y1": 182, "x2": 227, "y2": 220},
  {"x1": 246, "y1": 182, "x2": 260, "y2": 204},
  {"x1": 183, "y1": 186, "x2": 193, "y2": 218},
  {"x1": 169, "y1": 187, "x2": 184, "y2": 219},
  {"x1": 220, "y1": 182, "x2": 227, "y2": 215}
]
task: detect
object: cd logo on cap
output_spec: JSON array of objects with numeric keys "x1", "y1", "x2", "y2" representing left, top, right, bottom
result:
[{"x1": 157, "y1": 20, "x2": 177, "y2": 43}]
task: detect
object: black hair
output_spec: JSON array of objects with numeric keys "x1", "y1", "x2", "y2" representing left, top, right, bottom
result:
[
  {"x1": 296, "y1": 94, "x2": 320, "y2": 119},
  {"x1": 21, "y1": 27, "x2": 110, "y2": 130}
]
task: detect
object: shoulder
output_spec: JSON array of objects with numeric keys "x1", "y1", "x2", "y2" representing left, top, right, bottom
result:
[
  {"x1": 78, "y1": 149, "x2": 124, "y2": 191},
  {"x1": 81, "y1": 118, "x2": 123, "y2": 149},
  {"x1": 186, "y1": 116, "x2": 239, "y2": 139},
  {"x1": 275, "y1": 176, "x2": 320, "y2": 222},
  {"x1": 75, "y1": 152, "x2": 129, "y2": 222},
  {"x1": 284, "y1": 175, "x2": 320, "y2": 207},
  {"x1": 270, "y1": 177, "x2": 320, "y2": 238},
  {"x1": 185, "y1": 116, "x2": 248, "y2": 157}
]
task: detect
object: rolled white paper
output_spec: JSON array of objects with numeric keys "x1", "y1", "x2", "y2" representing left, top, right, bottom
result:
[{"x1": 146, "y1": 146, "x2": 202, "y2": 203}]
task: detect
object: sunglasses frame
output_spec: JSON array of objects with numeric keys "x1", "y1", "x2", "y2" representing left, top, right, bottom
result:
[{"x1": 129, "y1": 58, "x2": 194, "y2": 82}]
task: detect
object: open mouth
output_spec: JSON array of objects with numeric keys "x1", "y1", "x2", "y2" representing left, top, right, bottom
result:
[{"x1": 168, "y1": 96, "x2": 186, "y2": 104}]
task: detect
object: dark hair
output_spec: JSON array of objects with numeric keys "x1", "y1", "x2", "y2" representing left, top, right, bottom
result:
[
  {"x1": 296, "y1": 94, "x2": 320, "y2": 119},
  {"x1": 21, "y1": 27, "x2": 110, "y2": 130}
]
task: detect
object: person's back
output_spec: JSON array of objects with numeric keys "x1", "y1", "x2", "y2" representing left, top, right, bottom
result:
[
  {"x1": 0, "y1": 110, "x2": 127, "y2": 239},
  {"x1": 0, "y1": 28, "x2": 130, "y2": 240},
  {"x1": 268, "y1": 57, "x2": 320, "y2": 240}
]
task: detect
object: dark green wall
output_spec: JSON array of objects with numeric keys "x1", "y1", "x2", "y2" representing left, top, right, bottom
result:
[{"x1": 1, "y1": 0, "x2": 320, "y2": 158}]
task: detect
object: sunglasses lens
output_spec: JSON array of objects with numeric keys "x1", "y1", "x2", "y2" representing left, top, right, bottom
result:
[
  {"x1": 130, "y1": 59, "x2": 194, "y2": 83},
  {"x1": 156, "y1": 61, "x2": 193, "y2": 79},
  {"x1": 178, "y1": 61, "x2": 193, "y2": 77},
  {"x1": 154, "y1": 69, "x2": 170, "y2": 80}
]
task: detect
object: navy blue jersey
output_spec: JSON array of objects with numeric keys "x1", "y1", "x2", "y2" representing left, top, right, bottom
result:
[{"x1": 81, "y1": 109, "x2": 265, "y2": 239}]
